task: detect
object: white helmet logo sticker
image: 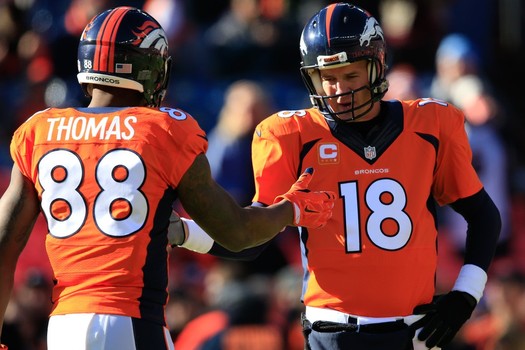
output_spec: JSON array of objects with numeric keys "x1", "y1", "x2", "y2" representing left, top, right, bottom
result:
[{"x1": 360, "y1": 17, "x2": 384, "y2": 47}]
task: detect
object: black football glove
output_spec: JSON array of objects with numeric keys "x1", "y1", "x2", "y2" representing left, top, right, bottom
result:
[{"x1": 413, "y1": 291, "x2": 477, "y2": 348}]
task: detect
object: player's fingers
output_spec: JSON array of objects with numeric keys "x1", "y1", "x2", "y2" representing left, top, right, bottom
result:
[
  {"x1": 321, "y1": 210, "x2": 333, "y2": 222},
  {"x1": 418, "y1": 316, "x2": 440, "y2": 340},
  {"x1": 437, "y1": 329, "x2": 455, "y2": 348},
  {"x1": 313, "y1": 204, "x2": 334, "y2": 227},
  {"x1": 425, "y1": 323, "x2": 447, "y2": 349},
  {"x1": 295, "y1": 167, "x2": 314, "y2": 189},
  {"x1": 315, "y1": 212, "x2": 332, "y2": 228},
  {"x1": 324, "y1": 201, "x2": 335, "y2": 212},
  {"x1": 325, "y1": 191, "x2": 336, "y2": 200},
  {"x1": 304, "y1": 167, "x2": 314, "y2": 175}
]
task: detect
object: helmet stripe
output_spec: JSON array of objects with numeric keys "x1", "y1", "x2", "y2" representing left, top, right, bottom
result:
[
  {"x1": 94, "y1": 7, "x2": 130, "y2": 72},
  {"x1": 325, "y1": 3, "x2": 337, "y2": 48}
]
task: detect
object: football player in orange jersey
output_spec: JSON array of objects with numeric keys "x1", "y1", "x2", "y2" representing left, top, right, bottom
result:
[
  {"x1": 0, "y1": 7, "x2": 336, "y2": 350},
  {"x1": 168, "y1": 3, "x2": 501, "y2": 350}
]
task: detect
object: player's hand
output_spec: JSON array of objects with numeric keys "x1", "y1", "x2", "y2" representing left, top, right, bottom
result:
[
  {"x1": 167, "y1": 210, "x2": 186, "y2": 247},
  {"x1": 274, "y1": 168, "x2": 336, "y2": 228},
  {"x1": 0, "y1": 344, "x2": 8, "y2": 350},
  {"x1": 413, "y1": 291, "x2": 477, "y2": 348}
]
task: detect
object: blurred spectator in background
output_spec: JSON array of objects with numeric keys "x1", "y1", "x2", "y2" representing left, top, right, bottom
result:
[
  {"x1": 207, "y1": 80, "x2": 273, "y2": 206},
  {"x1": 143, "y1": 0, "x2": 208, "y2": 80},
  {"x1": 206, "y1": 80, "x2": 301, "y2": 277},
  {"x1": 427, "y1": 33, "x2": 482, "y2": 102},
  {"x1": 174, "y1": 260, "x2": 281, "y2": 350},
  {"x1": 172, "y1": 261, "x2": 238, "y2": 350},
  {"x1": 383, "y1": 63, "x2": 422, "y2": 101},
  {"x1": 425, "y1": 34, "x2": 512, "y2": 261},
  {"x1": 377, "y1": 0, "x2": 443, "y2": 73},
  {"x1": 2, "y1": 269, "x2": 52, "y2": 350},
  {"x1": 200, "y1": 275, "x2": 283, "y2": 350},
  {"x1": 268, "y1": 265, "x2": 305, "y2": 350},
  {"x1": 446, "y1": 75, "x2": 511, "y2": 255},
  {"x1": 174, "y1": 261, "x2": 303, "y2": 350},
  {"x1": 201, "y1": 0, "x2": 300, "y2": 79},
  {"x1": 459, "y1": 269, "x2": 525, "y2": 350}
]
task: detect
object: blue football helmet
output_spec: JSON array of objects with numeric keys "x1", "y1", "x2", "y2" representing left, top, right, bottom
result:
[
  {"x1": 77, "y1": 7, "x2": 171, "y2": 107},
  {"x1": 300, "y1": 3, "x2": 389, "y2": 121}
]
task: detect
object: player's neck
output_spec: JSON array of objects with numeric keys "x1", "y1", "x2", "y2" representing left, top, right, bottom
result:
[
  {"x1": 353, "y1": 101, "x2": 381, "y2": 122},
  {"x1": 88, "y1": 86, "x2": 144, "y2": 107}
]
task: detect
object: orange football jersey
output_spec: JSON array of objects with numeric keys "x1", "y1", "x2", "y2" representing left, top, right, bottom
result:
[
  {"x1": 252, "y1": 99, "x2": 482, "y2": 317},
  {"x1": 10, "y1": 106, "x2": 207, "y2": 325}
]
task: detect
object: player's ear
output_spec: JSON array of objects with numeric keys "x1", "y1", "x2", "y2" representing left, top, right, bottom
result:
[{"x1": 86, "y1": 84, "x2": 94, "y2": 97}]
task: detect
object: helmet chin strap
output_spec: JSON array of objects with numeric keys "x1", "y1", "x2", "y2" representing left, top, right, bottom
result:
[{"x1": 308, "y1": 57, "x2": 387, "y2": 122}]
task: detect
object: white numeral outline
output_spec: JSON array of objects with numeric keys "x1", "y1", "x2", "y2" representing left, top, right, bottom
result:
[
  {"x1": 277, "y1": 110, "x2": 307, "y2": 118},
  {"x1": 38, "y1": 148, "x2": 148, "y2": 238},
  {"x1": 340, "y1": 179, "x2": 412, "y2": 252}
]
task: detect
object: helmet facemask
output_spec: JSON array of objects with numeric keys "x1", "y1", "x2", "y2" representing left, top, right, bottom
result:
[{"x1": 301, "y1": 57, "x2": 388, "y2": 122}]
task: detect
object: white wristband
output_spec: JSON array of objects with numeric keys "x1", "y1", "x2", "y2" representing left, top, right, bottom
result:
[
  {"x1": 452, "y1": 264, "x2": 488, "y2": 303},
  {"x1": 179, "y1": 218, "x2": 214, "y2": 254}
]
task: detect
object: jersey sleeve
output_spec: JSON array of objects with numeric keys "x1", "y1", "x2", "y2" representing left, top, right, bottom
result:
[
  {"x1": 251, "y1": 113, "x2": 302, "y2": 205},
  {"x1": 9, "y1": 112, "x2": 41, "y2": 181},
  {"x1": 432, "y1": 104, "x2": 482, "y2": 205},
  {"x1": 159, "y1": 109, "x2": 208, "y2": 189}
]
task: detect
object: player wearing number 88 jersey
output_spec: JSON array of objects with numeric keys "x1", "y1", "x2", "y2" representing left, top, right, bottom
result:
[
  {"x1": 10, "y1": 106, "x2": 206, "y2": 323},
  {"x1": 0, "y1": 6, "x2": 336, "y2": 350}
]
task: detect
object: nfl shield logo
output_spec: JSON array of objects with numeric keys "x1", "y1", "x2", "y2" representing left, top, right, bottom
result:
[{"x1": 364, "y1": 146, "x2": 376, "y2": 160}]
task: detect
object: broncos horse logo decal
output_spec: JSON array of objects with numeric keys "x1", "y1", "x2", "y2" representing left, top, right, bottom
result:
[
  {"x1": 132, "y1": 21, "x2": 169, "y2": 56},
  {"x1": 359, "y1": 17, "x2": 384, "y2": 46}
]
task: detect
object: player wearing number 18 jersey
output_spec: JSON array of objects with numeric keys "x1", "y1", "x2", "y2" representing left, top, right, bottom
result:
[
  {"x1": 0, "y1": 6, "x2": 335, "y2": 350},
  {"x1": 252, "y1": 99, "x2": 481, "y2": 317},
  {"x1": 255, "y1": 4, "x2": 501, "y2": 349},
  {"x1": 171, "y1": 3, "x2": 501, "y2": 350}
]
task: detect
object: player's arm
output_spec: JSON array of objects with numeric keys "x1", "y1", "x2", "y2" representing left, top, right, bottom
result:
[
  {"x1": 0, "y1": 165, "x2": 40, "y2": 343},
  {"x1": 176, "y1": 153, "x2": 334, "y2": 252},
  {"x1": 168, "y1": 205, "x2": 271, "y2": 259},
  {"x1": 414, "y1": 188, "x2": 501, "y2": 348},
  {"x1": 451, "y1": 187, "x2": 501, "y2": 272}
]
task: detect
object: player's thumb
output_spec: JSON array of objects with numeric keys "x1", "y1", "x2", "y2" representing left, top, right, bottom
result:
[{"x1": 294, "y1": 167, "x2": 314, "y2": 190}]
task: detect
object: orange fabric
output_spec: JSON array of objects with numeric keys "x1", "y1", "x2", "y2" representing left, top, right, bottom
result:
[
  {"x1": 10, "y1": 106, "x2": 207, "y2": 324},
  {"x1": 251, "y1": 100, "x2": 482, "y2": 317},
  {"x1": 222, "y1": 325, "x2": 284, "y2": 350},
  {"x1": 174, "y1": 310, "x2": 228, "y2": 350}
]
